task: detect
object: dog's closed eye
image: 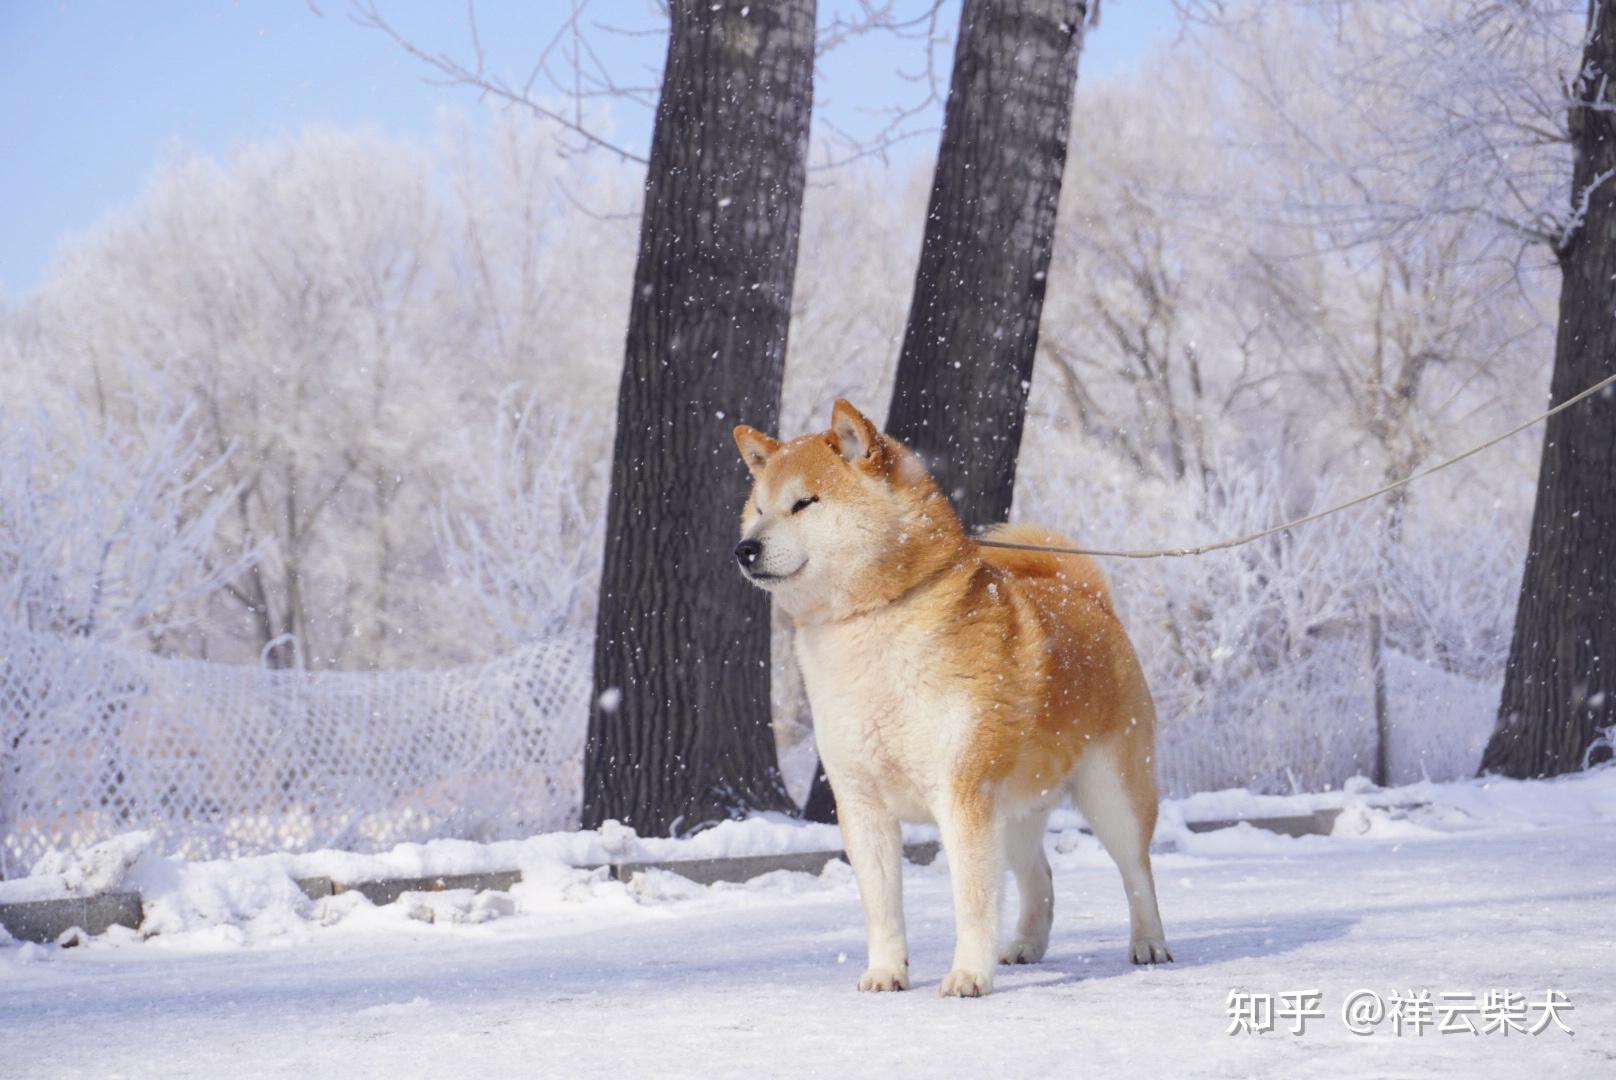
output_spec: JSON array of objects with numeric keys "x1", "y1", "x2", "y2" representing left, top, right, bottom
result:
[{"x1": 790, "y1": 496, "x2": 819, "y2": 515}]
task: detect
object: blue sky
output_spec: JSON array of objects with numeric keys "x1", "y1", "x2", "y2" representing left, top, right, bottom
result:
[{"x1": 0, "y1": 1, "x2": 1178, "y2": 298}]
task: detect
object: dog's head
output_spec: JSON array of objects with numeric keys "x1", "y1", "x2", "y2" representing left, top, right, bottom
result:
[{"x1": 731, "y1": 400, "x2": 964, "y2": 620}]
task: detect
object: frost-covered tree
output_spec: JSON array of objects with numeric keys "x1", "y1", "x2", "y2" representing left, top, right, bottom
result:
[
  {"x1": 1200, "y1": 1, "x2": 1612, "y2": 777},
  {"x1": 0, "y1": 394, "x2": 252, "y2": 647},
  {"x1": 26, "y1": 133, "x2": 461, "y2": 668},
  {"x1": 9, "y1": 123, "x2": 635, "y2": 671},
  {"x1": 433, "y1": 388, "x2": 607, "y2": 652},
  {"x1": 984, "y1": 10, "x2": 1548, "y2": 790}
]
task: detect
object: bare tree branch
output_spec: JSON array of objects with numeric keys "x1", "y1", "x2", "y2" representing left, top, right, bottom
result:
[{"x1": 349, "y1": 0, "x2": 652, "y2": 164}]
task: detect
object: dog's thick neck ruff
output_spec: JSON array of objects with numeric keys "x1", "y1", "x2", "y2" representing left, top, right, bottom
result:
[{"x1": 821, "y1": 449, "x2": 979, "y2": 624}]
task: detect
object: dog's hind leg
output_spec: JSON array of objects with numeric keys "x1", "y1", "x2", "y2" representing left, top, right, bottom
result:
[
  {"x1": 999, "y1": 812, "x2": 1054, "y2": 965},
  {"x1": 1069, "y1": 735, "x2": 1172, "y2": 965}
]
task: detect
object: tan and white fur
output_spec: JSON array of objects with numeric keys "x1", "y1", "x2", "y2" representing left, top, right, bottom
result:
[{"x1": 732, "y1": 401, "x2": 1171, "y2": 998}]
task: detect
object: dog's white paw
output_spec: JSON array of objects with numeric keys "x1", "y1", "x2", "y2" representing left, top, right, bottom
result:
[
  {"x1": 857, "y1": 966, "x2": 910, "y2": 992},
  {"x1": 1130, "y1": 938, "x2": 1173, "y2": 965},
  {"x1": 999, "y1": 936, "x2": 1048, "y2": 965},
  {"x1": 939, "y1": 968, "x2": 994, "y2": 998}
]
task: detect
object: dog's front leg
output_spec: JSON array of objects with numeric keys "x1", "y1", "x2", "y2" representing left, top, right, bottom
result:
[
  {"x1": 938, "y1": 791, "x2": 1003, "y2": 997},
  {"x1": 837, "y1": 794, "x2": 909, "y2": 992}
]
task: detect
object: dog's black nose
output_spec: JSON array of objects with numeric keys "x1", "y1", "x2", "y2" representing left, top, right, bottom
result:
[{"x1": 734, "y1": 538, "x2": 763, "y2": 568}]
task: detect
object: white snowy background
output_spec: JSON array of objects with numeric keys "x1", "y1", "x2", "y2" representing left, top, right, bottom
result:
[{"x1": 2, "y1": 2, "x2": 1614, "y2": 1077}]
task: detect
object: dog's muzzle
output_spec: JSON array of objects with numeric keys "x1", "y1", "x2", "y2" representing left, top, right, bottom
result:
[{"x1": 734, "y1": 538, "x2": 763, "y2": 571}]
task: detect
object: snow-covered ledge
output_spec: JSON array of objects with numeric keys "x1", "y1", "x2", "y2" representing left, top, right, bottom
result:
[{"x1": 6, "y1": 772, "x2": 1612, "y2": 946}]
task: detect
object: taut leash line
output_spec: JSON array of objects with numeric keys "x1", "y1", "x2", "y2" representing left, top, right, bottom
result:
[{"x1": 977, "y1": 370, "x2": 1616, "y2": 560}]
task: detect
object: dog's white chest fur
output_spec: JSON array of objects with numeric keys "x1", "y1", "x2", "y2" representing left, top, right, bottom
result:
[{"x1": 793, "y1": 609, "x2": 970, "y2": 822}]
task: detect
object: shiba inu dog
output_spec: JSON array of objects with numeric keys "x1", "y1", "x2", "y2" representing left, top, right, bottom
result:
[{"x1": 732, "y1": 400, "x2": 1171, "y2": 998}]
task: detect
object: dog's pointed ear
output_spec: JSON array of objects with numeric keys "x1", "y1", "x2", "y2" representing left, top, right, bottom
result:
[
  {"x1": 828, "y1": 399, "x2": 883, "y2": 467},
  {"x1": 734, "y1": 425, "x2": 780, "y2": 477}
]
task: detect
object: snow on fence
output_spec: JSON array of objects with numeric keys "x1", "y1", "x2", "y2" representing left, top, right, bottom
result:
[
  {"x1": 1150, "y1": 640, "x2": 1496, "y2": 798},
  {"x1": 0, "y1": 618, "x2": 1494, "y2": 879},
  {"x1": 1151, "y1": 636, "x2": 1375, "y2": 799},
  {"x1": 0, "y1": 622, "x2": 591, "y2": 879}
]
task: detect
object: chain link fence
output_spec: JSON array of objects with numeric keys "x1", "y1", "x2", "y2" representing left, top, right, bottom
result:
[
  {"x1": 1, "y1": 617, "x2": 1491, "y2": 878},
  {"x1": 0, "y1": 622, "x2": 591, "y2": 878}
]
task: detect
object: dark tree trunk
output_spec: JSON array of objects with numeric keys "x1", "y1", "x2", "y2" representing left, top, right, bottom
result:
[
  {"x1": 802, "y1": 760, "x2": 839, "y2": 823},
  {"x1": 804, "y1": 0, "x2": 1088, "y2": 823},
  {"x1": 1482, "y1": 1, "x2": 1616, "y2": 778},
  {"x1": 584, "y1": 0, "x2": 816, "y2": 833},
  {"x1": 884, "y1": 0, "x2": 1087, "y2": 526}
]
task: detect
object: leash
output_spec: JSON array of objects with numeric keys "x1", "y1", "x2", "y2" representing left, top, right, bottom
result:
[{"x1": 976, "y1": 370, "x2": 1616, "y2": 561}]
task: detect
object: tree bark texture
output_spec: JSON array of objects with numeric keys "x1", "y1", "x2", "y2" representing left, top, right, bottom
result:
[
  {"x1": 1483, "y1": 1, "x2": 1616, "y2": 777},
  {"x1": 804, "y1": 0, "x2": 1087, "y2": 824},
  {"x1": 884, "y1": 0, "x2": 1087, "y2": 526},
  {"x1": 584, "y1": 0, "x2": 816, "y2": 832}
]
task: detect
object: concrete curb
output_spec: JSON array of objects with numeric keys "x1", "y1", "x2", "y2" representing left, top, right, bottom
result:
[
  {"x1": 320, "y1": 870, "x2": 526, "y2": 906},
  {"x1": 0, "y1": 892, "x2": 143, "y2": 944},
  {"x1": 603, "y1": 841, "x2": 941, "y2": 886},
  {"x1": 0, "y1": 808, "x2": 1416, "y2": 944},
  {"x1": 1185, "y1": 808, "x2": 1344, "y2": 838}
]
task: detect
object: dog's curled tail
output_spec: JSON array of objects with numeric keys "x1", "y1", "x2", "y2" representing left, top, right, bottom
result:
[{"x1": 978, "y1": 523, "x2": 1115, "y2": 614}]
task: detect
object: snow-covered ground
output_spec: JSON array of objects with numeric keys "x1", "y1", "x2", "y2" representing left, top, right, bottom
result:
[{"x1": 4, "y1": 771, "x2": 1615, "y2": 1078}]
